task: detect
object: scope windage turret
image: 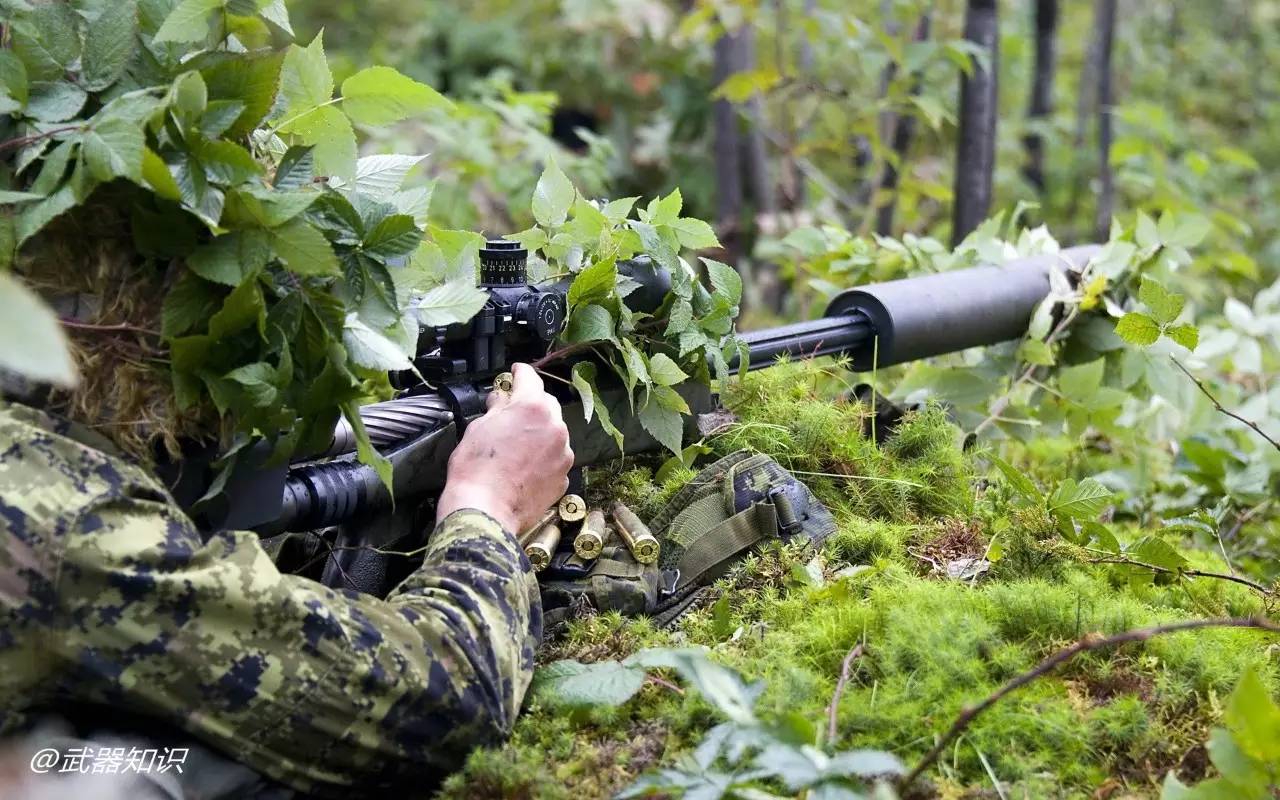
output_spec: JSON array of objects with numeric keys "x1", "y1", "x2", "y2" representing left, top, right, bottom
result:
[{"x1": 480, "y1": 238, "x2": 528, "y2": 287}]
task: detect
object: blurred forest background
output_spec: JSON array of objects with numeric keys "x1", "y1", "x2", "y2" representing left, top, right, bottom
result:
[{"x1": 291, "y1": 0, "x2": 1280, "y2": 323}]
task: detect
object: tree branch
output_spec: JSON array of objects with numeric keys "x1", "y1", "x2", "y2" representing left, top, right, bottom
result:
[
  {"x1": 1172, "y1": 358, "x2": 1280, "y2": 452},
  {"x1": 1085, "y1": 555, "x2": 1274, "y2": 597},
  {"x1": 901, "y1": 616, "x2": 1280, "y2": 788}
]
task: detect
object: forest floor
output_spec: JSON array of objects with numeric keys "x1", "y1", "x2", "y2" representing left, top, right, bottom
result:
[{"x1": 437, "y1": 362, "x2": 1275, "y2": 800}]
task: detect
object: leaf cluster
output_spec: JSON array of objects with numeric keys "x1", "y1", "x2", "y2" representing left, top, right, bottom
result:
[
  {"x1": 0, "y1": 0, "x2": 482, "y2": 483},
  {"x1": 532, "y1": 646, "x2": 904, "y2": 800},
  {"x1": 516, "y1": 162, "x2": 740, "y2": 455}
]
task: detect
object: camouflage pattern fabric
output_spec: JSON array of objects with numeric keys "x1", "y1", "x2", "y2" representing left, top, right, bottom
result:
[{"x1": 0, "y1": 401, "x2": 543, "y2": 796}]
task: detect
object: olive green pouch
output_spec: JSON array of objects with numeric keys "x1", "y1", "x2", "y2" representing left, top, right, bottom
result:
[{"x1": 539, "y1": 450, "x2": 836, "y2": 629}]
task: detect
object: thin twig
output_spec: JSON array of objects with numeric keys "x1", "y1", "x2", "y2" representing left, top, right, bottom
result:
[
  {"x1": 1172, "y1": 357, "x2": 1280, "y2": 452},
  {"x1": 645, "y1": 674, "x2": 686, "y2": 695},
  {"x1": 1085, "y1": 555, "x2": 1273, "y2": 596},
  {"x1": 826, "y1": 643, "x2": 865, "y2": 744},
  {"x1": 0, "y1": 124, "x2": 83, "y2": 153},
  {"x1": 900, "y1": 616, "x2": 1280, "y2": 788},
  {"x1": 531, "y1": 342, "x2": 596, "y2": 370},
  {"x1": 60, "y1": 319, "x2": 162, "y2": 337}
]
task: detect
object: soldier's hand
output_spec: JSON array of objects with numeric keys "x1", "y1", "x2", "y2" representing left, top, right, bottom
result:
[{"x1": 436, "y1": 363, "x2": 574, "y2": 535}]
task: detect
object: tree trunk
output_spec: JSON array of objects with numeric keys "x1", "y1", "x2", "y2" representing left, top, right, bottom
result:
[
  {"x1": 876, "y1": 13, "x2": 932, "y2": 236},
  {"x1": 1094, "y1": 0, "x2": 1118, "y2": 241},
  {"x1": 1023, "y1": 0, "x2": 1058, "y2": 193},
  {"x1": 952, "y1": 0, "x2": 1000, "y2": 247},
  {"x1": 712, "y1": 32, "x2": 744, "y2": 266},
  {"x1": 784, "y1": 0, "x2": 816, "y2": 210},
  {"x1": 738, "y1": 26, "x2": 782, "y2": 312}
]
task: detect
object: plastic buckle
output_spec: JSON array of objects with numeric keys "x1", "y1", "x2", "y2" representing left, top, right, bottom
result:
[{"x1": 659, "y1": 569, "x2": 681, "y2": 600}]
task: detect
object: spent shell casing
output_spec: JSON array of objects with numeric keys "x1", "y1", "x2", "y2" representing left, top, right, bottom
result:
[
  {"x1": 519, "y1": 507, "x2": 559, "y2": 548},
  {"x1": 525, "y1": 522, "x2": 561, "y2": 572},
  {"x1": 574, "y1": 509, "x2": 607, "y2": 560},
  {"x1": 608, "y1": 501, "x2": 659, "y2": 564},
  {"x1": 493, "y1": 371, "x2": 515, "y2": 394},
  {"x1": 558, "y1": 493, "x2": 587, "y2": 523}
]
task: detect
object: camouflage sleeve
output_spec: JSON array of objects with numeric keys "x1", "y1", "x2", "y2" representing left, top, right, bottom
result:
[
  {"x1": 51, "y1": 488, "x2": 542, "y2": 791},
  {"x1": 2, "y1": 404, "x2": 541, "y2": 790}
]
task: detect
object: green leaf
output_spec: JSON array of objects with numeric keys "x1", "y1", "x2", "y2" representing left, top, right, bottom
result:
[
  {"x1": 571, "y1": 361, "x2": 597, "y2": 423},
  {"x1": 0, "y1": 271, "x2": 78, "y2": 388},
  {"x1": 1017, "y1": 338, "x2": 1055, "y2": 366},
  {"x1": 1166, "y1": 323, "x2": 1199, "y2": 351},
  {"x1": 411, "y1": 279, "x2": 488, "y2": 326},
  {"x1": 225, "y1": 362, "x2": 278, "y2": 407},
  {"x1": 202, "y1": 51, "x2": 286, "y2": 138},
  {"x1": 1115, "y1": 313, "x2": 1161, "y2": 347},
  {"x1": 648, "y1": 353, "x2": 689, "y2": 387},
  {"x1": 648, "y1": 188, "x2": 682, "y2": 226},
  {"x1": 341, "y1": 399, "x2": 394, "y2": 493},
  {"x1": 1139, "y1": 278, "x2": 1185, "y2": 325},
  {"x1": 363, "y1": 214, "x2": 422, "y2": 260},
  {"x1": 1126, "y1": 535, "x2": 1189, "y2": 572},
  {"x1": 1081, "y1": 521, "x2": 1121, "y2": 554},
  {"x1": 701, "y1": 258, "x2": 743, "y2": 307},
  {"x1": 601, "y1": 196, "x2": 638, "y2": 224},
  {"x1": 16, "y1": 184, "x2": 77, "y2": 245},
  {"x1": 25, "y1": 80, "x2": 86, "y2": 122},
  {"x1": 188, "y1": 230, "x2": 270, "y2": 285},
  {"x1": 345, "y1": 154, "x2": 424, "y2": 198},
  {"x1": 141, "y1": 149, "x2": 182, "y2": 202},
  {"x1": 1224, "y1": 668, "x2": 1280, "y2": 762},
  {"x1": 0, "y1": 190, "x2": 44, "y2": 204},
  {"x1": 567, "y1": 256, "x2": 617, "y2": 309},
  {"x1": 208, "y1": 278, "x2": 264, "y2": 340},
  {"x1": 670, "y1": 217, "x2": 721, "y2": 250},
  {"x1": 82, "y1": 118, "x2": 145, "y2": 183},
  {"x1": 279, "y1": 33, "x2": 333, "y2": 115},
  {"x1": 340, "y1": 66, "x2": 452, "y2": 125},
  {"x1": 624, "y1": 647, "x2": 758, "y2": 725},
  {"x1": 162, "y1": 270, "x2": 220, "y2": 338},
  {"x1": 270, "y1": 218, "x2": 340, "y2": 276},
  {"x1": 342, "y1": 312, "x2": 411, "y2": 370},
  {"x1": 81, "y1": 0, "x2": 137, "y2": 91},
  {"x1": 197, "y1": 140, "x2": 262, "y2": 185},
  {"x1": 564, "y1": 304, "x2": 616, "y2": 345},
  {"x1": 273, "y1": 146, "x2": 315, "y2": 190},
  {"x1": 285, "y1": 104, "x2": 356, "y2": 179},
  {"x1": 13, "y1": 5, "x2": 79, "y2": 79},
  {"x1": 1057, "y1": 358, "x2": 1106, "y2": 406},
  {"x1": 989, "y1": 455, "x2": 1042, "y2": 503},
  {"x1": 531, "y1": 660, "x2": 646, "y2": 710},
  {"x1": 0, "y1": 51, "x2": 29, "y2": 114},
  {"x1": 1205, "y1": 728, "x2": 1266, "y2": 790},
  {"x1": 532, "y1": 158, "x2": 575, "y2": 228},
  {"x1": 1047, "y1": 478, "x2": 1113, "y2": 520},
  {"x1": 154, "y1": 0, "x2": 222, "y2": 43},
  {"x1": 638, "y1": 401, "x2": 684, "y2": 455},
  {"x1": 712, "y1": 67, "x2": 782, "y2": 103}
]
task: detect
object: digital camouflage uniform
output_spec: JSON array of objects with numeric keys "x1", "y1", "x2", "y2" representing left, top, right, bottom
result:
[{"x1": 0, "y1": 401, "x2": 543, "y2": 795}]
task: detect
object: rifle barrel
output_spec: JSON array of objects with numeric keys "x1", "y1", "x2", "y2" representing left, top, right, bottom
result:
[{"x1": 733, "y1": 315, "x2": 873, "y2": 371}]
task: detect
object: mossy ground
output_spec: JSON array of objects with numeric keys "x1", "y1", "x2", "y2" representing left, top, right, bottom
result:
[{"x1": 437, "y1": 362, "x2": 1278, "y2": 800}]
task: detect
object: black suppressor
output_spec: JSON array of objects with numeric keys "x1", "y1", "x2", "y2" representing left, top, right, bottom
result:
[{"x1": 735, "y1": 246, "x2": 1098, "y2": 371}]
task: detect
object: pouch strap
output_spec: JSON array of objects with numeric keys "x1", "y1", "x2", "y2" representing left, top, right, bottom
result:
[{"x1": 675, "y1": 502, "x2": 778, "y2": 590}]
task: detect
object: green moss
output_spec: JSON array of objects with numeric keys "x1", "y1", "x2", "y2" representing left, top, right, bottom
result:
[{"x1": 438, "y1": 362, "x2": 1279, "y2": 800}]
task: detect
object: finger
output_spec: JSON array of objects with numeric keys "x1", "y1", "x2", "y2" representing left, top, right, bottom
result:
[
  {"x1": 486, "y1": 387, "x2": 510, "y2": 411},
  {"x1": 510, "y1": 362, "x2": 546, "y2": 400}
]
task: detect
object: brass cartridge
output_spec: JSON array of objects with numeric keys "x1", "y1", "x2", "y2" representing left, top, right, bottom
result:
[{"x1": 608, "y1": 501, "x2": 659, "y2": 564}]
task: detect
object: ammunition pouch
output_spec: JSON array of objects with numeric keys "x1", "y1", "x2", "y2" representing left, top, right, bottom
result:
[{"x1": 539, "y1": 451, "x2": 836, "y2": 629}]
